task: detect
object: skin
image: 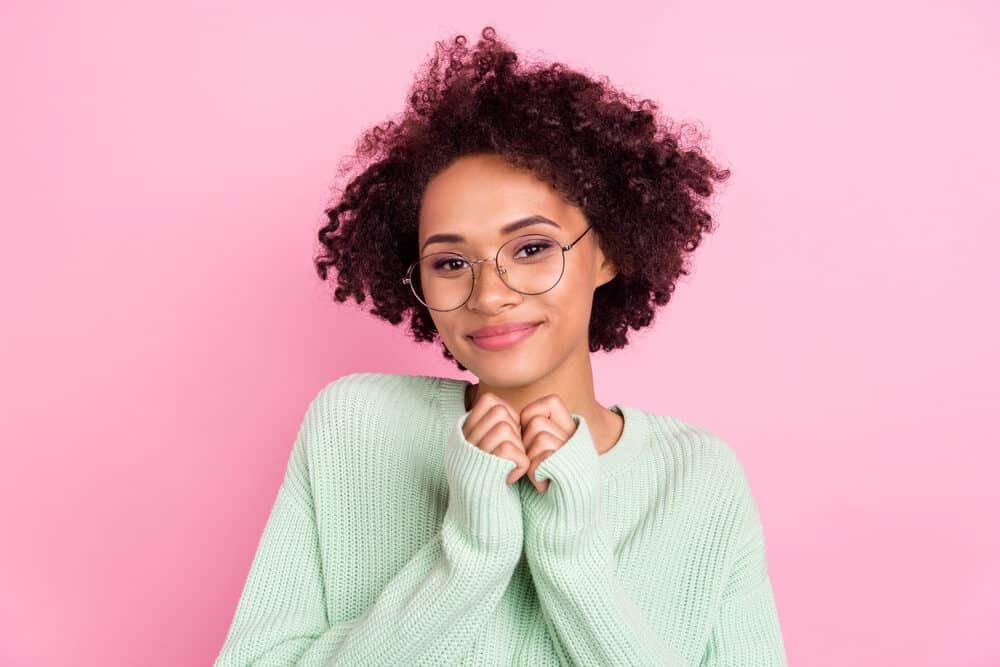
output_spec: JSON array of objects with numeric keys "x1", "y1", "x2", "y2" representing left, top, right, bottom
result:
[{"x1": 417, "y1": 152, "x2": 625, "y2": 492}]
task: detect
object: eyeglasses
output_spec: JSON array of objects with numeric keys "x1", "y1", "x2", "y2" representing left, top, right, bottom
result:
[{"x1": 402, "y1": 224, "x2": 594, "y2": 311}]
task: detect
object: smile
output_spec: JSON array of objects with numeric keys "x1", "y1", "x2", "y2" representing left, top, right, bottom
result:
[{"x1": 467, "y1": 322, "x2": 542, "y2": 351}]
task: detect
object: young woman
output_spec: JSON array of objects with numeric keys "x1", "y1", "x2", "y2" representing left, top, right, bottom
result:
[{"x1": 216, "y1": 26, "x2": 787, "y2": 666}]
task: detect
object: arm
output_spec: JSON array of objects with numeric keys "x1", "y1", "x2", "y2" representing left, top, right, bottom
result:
[
  {"x1": 214, "y1": 401, "x2": 523, "y2": 666},
  {"x1": 520, "y1": 415, "x2": 691, "y2": 667},
  {"x1": 699, "y1": 463, "x2": 788, "y2": 666}
]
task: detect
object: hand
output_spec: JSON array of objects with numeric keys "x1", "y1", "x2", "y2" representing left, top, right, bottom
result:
[
  {"x1": 462, "y1": 392, "x2": 531, "y2": 485},
  {"x1": 518, "y1": 394, "x2": 577, "y2": 494}
]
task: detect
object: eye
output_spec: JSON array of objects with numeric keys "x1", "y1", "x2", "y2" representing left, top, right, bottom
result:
[
  {"x1": 513, "y1": 240, "x2": 556, "y2": 259},
  {"x1": 431, "y1": 256, "x2": 469, "y2": 271}
]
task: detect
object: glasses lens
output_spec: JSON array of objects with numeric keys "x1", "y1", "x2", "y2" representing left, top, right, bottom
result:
[
  {"x1": 411, "y1": 235, "x2": 565, "y2": 310},
  {"x1": 412, "y1": 253, "x2": 473, "y2": 310},
  {"x1": 498, "y1": 234, "x2": 564, "y2": 295}
]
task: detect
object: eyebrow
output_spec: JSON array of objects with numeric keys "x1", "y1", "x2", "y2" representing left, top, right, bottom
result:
[{"x1": 420, "y1": 215, "x2": 562, "y2": 254}]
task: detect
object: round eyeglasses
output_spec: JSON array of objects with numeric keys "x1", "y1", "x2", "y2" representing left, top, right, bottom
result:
[{"x1": 402, "y1": 224, "x2": 594, "y2": 311}]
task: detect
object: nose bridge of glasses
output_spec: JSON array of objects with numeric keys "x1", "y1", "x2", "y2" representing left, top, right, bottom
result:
[{"x1": 468, "y1": 255, "x2": 507, "y2": 282}]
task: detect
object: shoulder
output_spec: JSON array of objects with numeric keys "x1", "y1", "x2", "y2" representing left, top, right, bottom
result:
[
  {"x1": 292, "y1": 372, "x2": 443, "y2": 471},
  {"x1": 643, "y1": 411, "x2": 757, "y2": 504},
  {"x1": 643, "y1": 411, "x2": 768, "y2": 556},
  {"x1": 304, "y1": 371, "x2": 442, "y2": 424}
]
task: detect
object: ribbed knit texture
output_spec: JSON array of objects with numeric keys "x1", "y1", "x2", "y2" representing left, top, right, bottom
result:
[{"x1": 214, "y1": 372, "x2": 787, "y2": 666}]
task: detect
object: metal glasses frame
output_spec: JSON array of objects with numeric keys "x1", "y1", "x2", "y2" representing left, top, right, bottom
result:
[{"x1": 402, "y1": 224, "x2": 594, "y2": 311}]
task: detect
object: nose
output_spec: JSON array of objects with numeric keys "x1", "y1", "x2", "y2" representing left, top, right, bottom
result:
[{"x1": 467, "y1": 258, "x2": 518, "y2": 310}]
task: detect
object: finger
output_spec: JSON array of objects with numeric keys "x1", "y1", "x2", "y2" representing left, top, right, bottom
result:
[
  {"x1": 522, "y1": 427, "x2": 561, "y2": 493},
  {"x1": 464, "y1": 394, "x2": 520, "y2": 441},
  {"x1": 476, "y1": 420, "x2": 524, "y2": 456},
  {"x1": 494, "y1": 442, "x2": 530, "y2": 484},
  {"x1": 520, "y1": 414, "x2": 570, "y2": 452},
  {"x1": 519, "y1": 394, "x2": 575, "y2": 440},
  {"x1": 524, "y1": 427, "x2": 564, "y2": 460},
  {"x1": 527, "y1": 447, "x2": 557, "y2": 481},
  {"x1": 526, "y1": 438, "x2": 560, "y2": 493},
  {"x1": 466, "y1": 403, "x2": 521, "y2": 442}
]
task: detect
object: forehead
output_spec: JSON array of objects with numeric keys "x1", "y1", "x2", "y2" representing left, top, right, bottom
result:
[{"x1": 419, "y1": 153, "x2": 567, "y2": 234}]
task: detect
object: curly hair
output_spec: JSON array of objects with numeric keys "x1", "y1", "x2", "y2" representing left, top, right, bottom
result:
[{"x1": 314, "y1": 25, "x2": 731, "y2": 372}]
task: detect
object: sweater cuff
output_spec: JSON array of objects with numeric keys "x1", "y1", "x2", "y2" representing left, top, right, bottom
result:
[
  {"x1": 443, "y1": 409, "x2": 523, "y2": 549},
  {"x1": 521, "y1": 413, "x2": 602, "y2": 551}
]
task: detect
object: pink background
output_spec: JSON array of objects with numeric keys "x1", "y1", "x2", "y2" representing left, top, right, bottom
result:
[{"x1": 2, "y1": 1, "x2": 998, "y2": 665}]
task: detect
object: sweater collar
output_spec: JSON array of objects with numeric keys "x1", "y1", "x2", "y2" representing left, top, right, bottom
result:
[{"x1": 433, "y1": 375, "x2": 649, "y2": 479}]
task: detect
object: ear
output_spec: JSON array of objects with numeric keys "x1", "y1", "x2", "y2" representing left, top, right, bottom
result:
[
  {"x1": 586, "y1": 224, "x2": 618, "y2": 288},
  {"x1": 594, "y1": 253, "x2": 619, "y2": 289}
]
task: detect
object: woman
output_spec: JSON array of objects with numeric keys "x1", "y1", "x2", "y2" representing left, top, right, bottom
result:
[{"x1": 216, "y1": 26, "x2": 787, "y2": 666}]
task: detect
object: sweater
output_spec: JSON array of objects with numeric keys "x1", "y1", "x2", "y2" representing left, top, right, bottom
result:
[{"x1": 214, "y1": 372, "x2": 787, "y2": 666}]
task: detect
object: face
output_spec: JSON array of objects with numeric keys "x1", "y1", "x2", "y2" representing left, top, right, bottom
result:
[{"x1": 416, "y1": 152, "x2": 618, "y2": 387}]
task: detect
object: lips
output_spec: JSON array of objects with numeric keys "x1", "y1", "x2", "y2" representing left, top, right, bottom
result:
[{"x1": 467, "y1": 321, "x2": 543, "y2": 339}]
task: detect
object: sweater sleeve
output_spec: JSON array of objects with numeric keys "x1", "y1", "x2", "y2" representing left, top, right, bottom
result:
[
  {"x1": 214, "y1": 401, "x2": 524, "y2": 666},
  {"x1": 699, "y1": 459, "x2": 788, "y2": 666},
  {"x1": 520, "y1": 414, "x2": 692, "y2": 667}
]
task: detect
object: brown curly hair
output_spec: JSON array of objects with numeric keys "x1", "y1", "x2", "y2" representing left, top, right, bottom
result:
[{"x1": 314, "y1": 25, "x2": 731, "y2": 372}]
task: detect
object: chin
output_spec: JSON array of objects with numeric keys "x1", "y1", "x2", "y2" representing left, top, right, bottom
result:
[{"x1": 468, "y1": 355, "x2": 551, "y2": 386}]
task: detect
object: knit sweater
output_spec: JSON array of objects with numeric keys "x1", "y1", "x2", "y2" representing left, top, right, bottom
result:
[{"x1": 214, "y1": 372, "x2": 787, "y2": 666}]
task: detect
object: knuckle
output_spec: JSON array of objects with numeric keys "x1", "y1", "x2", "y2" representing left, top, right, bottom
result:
[
  {"x1": 487, "y1": 419, "x2": 518, "y2": 442},
  {"x1": 496, "y1": 441, "x2": 520, "y2": 461},
  {"x1": 486, "y1": 401, "x2": 516, "y2": 423}
]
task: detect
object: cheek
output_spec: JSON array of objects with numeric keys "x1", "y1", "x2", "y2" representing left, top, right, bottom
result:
[
  {"x1": 428, "y1": 313, "x2": 454, "y2": 341},
  {"x1": 548, "y1": 270, "x2": 593, "y2": 317},
  {"x1": 539, "y1": 287, "x2": 591, "y2": 335}
]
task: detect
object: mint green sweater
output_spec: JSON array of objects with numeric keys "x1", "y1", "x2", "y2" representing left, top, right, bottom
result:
[{"x1": 215, "y1": 372, "x2": 787, "y2": 666}]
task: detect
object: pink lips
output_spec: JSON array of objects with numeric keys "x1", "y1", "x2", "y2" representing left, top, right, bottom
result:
[
  {"x1": 468, "y1": 321, "x2": 541, "y2": 338},
  {"x1": 467, "y1": 321, "x2": 542, "y2": 351}
]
